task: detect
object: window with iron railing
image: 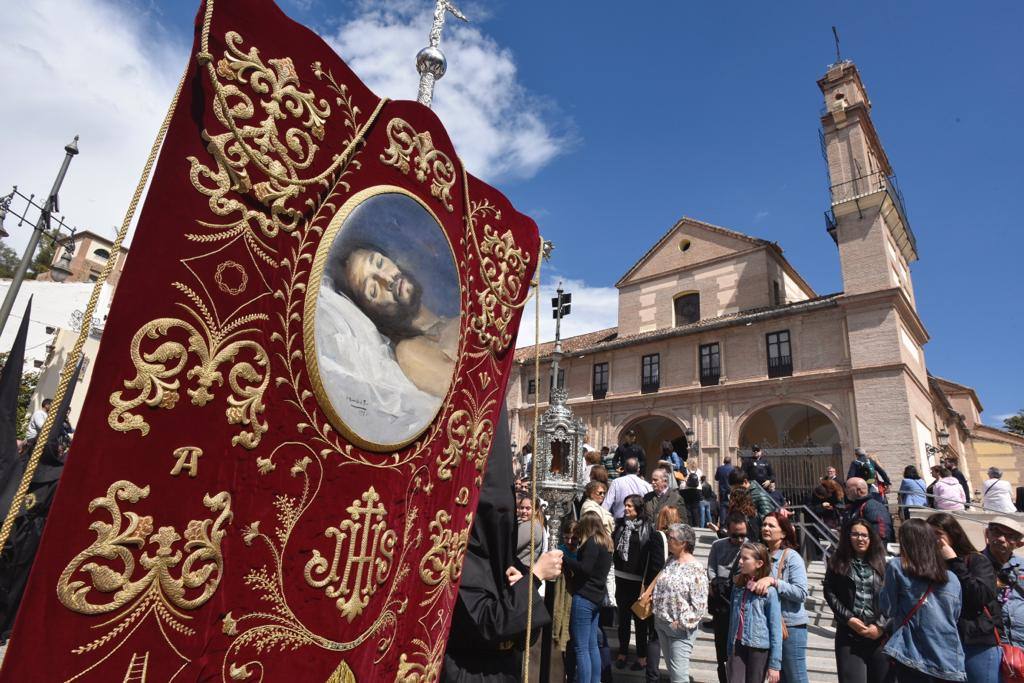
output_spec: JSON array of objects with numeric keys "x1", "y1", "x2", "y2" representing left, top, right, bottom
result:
[
  {"x1": 527, "y1": 379, "x2": 536, "y2": 395},
  {"x1": 641, "y1": 353, "x2": 660, "y2": 393},
  {"x1": 699, "y1": 343, "x2": 721, "y2": 386},
  {"x1": 766, "y1": 330, "x2": 793, "y2": 378},
  {"x1": 592, "y1": 362, "x2": 608, "y2": 399}
]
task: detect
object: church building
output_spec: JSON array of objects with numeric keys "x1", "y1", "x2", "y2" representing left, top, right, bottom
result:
[{"x1": 506, "y1": 60, "x2": 1024, "y2": 499}]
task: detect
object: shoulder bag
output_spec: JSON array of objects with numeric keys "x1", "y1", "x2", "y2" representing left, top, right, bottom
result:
[
  {"x1": 987, "y1": 579, "x2": 1024, "y2": 683},
  {"x1": 631, "y1": 531, "x2": 668, "y2": 620}
]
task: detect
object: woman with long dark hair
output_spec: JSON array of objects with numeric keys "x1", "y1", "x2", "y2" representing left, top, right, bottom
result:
[
  {"x1": 612, "y1": 494, "x2": 652, "y2": 670},
  {"x1": 824, "y1": 520, "x2": 890, "y2": 683},
  {"x1": 926, "y1": 513, "x2": 1002, "y2": 683},
  {"x1": 751, "y1": 512, "x2": 809, "y2": 683},
  {"x1": 564, "y1": 512, "x2": 614, "y2": 683},
  {"x1": 880, "y1": 518, "x2": 965, "y2": 682}
]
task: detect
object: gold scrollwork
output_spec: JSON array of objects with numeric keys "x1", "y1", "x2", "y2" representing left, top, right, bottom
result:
[
  {"x1": 380, "y1": 118, "x2": 456, "y2": 212},
  {"x1": 57, "y1": 480, "x2": 231, "y2": 657},
  {"x1": 437, "y1": 389, "x2": 495, "y2": 483},
  {"x1": 304, "y1": 486, "x2": 398, "y2": 622},
  {"x1": 418, "y1": 510, "x2": 471, "y2": 606},
  {"x1": 107, "y1": 296, "x2": 270, "y2": 449},
  {"x1": 464, "y1": 198, "x2": 532, "y2": 354}
]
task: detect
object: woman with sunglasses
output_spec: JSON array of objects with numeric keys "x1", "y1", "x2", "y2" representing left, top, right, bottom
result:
[
  {"x1": 824, "y1": 519, "x2": 890, "y2": 683},
  {"x1": 612, "y1": 494, "x2": 653, "y2": 670}
]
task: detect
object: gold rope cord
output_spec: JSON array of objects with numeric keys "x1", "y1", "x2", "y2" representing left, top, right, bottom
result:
[
  {"x1": 521, "y1": 252, "x2": 543, "y2": 681},
  {"x1": 0, "y1": 67, "x2": 190, "y2": 553}
]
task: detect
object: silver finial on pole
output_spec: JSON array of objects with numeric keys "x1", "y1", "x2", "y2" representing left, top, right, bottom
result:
[{"x1": 415, "y1": 0, "x2": 467, "y2": 107}]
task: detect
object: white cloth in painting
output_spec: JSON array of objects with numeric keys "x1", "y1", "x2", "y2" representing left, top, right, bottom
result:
[{"x1": 315, "y1": 285, "x2": 440, "y2": 444}]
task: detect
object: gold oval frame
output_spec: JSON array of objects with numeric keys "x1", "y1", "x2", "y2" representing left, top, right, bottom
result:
[{"x1": 304, "y1": 185, "x2": 461, "y2": 453}]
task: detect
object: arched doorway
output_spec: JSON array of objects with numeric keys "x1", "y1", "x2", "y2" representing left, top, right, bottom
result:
[
  {"x1": 619, "y1": 415, "x2": 687, "y2": 471},
  {"x1": 737, "y1": 403, "x2": 842, "y2": 504}
]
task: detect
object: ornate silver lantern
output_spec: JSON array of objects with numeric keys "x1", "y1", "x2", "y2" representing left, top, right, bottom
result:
[{"x1": 534, "y1": 284, "x2": 586, "y2": 546}]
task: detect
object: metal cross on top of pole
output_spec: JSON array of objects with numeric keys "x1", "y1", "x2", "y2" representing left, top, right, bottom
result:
[{"x1": 415, "y1": 0, "x2": 468, "y2": 107}]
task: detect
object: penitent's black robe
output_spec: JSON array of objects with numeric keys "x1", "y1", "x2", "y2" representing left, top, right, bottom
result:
[{"x1": 442, "y1": 406, "x2": 550, "y2": 682}]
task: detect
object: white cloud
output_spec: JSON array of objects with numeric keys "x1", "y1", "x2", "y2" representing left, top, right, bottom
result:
[
  {"x1": 325, "y1": 3, "x2": 569, "y2": 181},
  {"x1": 515, "y1": 275, "x2": 618, "y2": 350},
  {"x1": 0, "y1": 0, "x2": 186, "y2": 253}
]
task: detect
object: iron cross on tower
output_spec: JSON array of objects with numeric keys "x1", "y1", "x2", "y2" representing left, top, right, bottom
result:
[{"x1": 415, "y1": 0, "x2": 468, "y2": 107}]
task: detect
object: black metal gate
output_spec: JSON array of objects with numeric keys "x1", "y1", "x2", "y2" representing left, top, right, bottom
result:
[{"x1": 739, "y1": 445, "x2": 844, "y2": 505}]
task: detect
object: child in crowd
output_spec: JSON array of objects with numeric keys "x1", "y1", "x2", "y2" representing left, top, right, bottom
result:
[{"x1": 726, "y1": 542, "x2": 782, "y2": 683}]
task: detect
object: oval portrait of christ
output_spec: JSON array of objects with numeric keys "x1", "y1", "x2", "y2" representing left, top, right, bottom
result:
[{"x1": 305, "y1": 186, "x2": 461, "y2": 451}]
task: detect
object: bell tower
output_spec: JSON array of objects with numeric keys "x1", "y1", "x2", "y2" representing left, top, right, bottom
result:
[
  {"x1": 819, "y1": 60, "x2": 935, "y2": 479},
  {"x1": 819, "y1": 61, "x2": 918, "y2": 303}
]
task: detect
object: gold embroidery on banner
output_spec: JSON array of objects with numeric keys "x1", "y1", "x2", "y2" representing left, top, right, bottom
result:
[
  {"x1": 215, "y1": 260, "x2": 249, "y2": 295},
  {"x1": 57, "y1": 480, "x2": 232, "y2": 619},
  {"x1": 304, "y1": 486, "x2": 398, "y2": 622},
  {"x1": 189, "y1": 32, "x2": 335, "y2": 260},
  {"x1": 107, "y1": 301, "x2": 270, "y2": 449},
  {"x1": 417, "y1": 510, "x2": 471, "y2": 607},
  {"x1": 380, "y1": 118, "x2": 456, "y2": 212},
  {"x1": 454, "y1": 487, "x2": 469, "y2": 506},
  {"x1": 170, "y1": 446, "x2": 204, "y2": 477},
  {"x1": 464, "y1": 198, "x2": 531, "y2": 354},
  {"x1": 56, "y1": 480, "x2": 231, "y2": 682},
  {"x1": 437, "y1": 388, "x2": 495, "y2": 483},
  {"x1": 325, "y1": 661, "x2": 357, "y2": 683},
  {"x1": 222, "y1": 447, "x2": 423, "y2": 681}
]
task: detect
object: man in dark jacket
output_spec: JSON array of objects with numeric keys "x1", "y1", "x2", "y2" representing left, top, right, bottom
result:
[
  {"x1": 847, "y1": 448, "x2": 891, "y2": 500},
  {"x1": 743, "y1": 445, "x2": 774, "y2": 486},
  {"x1": 614, "y1": 429, "x2": 646, "y2": 475},
  {"x1": 842, "y1": 477, "x2": 894, "y2": 542},
  {"x1": 643, "y1": 466, "x2": 688, "y2": 524},
  {"x1": 714, "y1": 456, "x2": 735, "y2": 522}
]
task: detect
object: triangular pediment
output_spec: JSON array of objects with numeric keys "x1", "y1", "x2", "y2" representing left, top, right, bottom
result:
[{"x1": 616, "y1": 217, "x2": 768, "y2": 287}]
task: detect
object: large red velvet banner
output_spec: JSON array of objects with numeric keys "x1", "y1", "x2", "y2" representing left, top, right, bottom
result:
[{"x1": 0, "y1": 1, "x2": 538, "y2": 680}]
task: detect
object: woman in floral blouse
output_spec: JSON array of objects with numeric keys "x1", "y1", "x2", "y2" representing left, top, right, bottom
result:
[{"x1": 651, "y1": 523, "x2": 709, "y2": 683}]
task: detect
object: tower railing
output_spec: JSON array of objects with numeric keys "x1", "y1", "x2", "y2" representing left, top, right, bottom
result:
[{"x1": 828, "y1": 170, "x2": 915, "y2": 253}]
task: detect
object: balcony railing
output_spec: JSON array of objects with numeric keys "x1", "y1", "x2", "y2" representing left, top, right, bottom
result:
[
  {"x1": 641, "y1": 379, "x2": 660, "y2": 394},
  {"x1": 592, "y1": 387, "x2": 608, "y2": 400},
  {"x1": 828, "y1": 170, "x2": 916, "y2": 255},
  {"x1": 700, "y1": 369, "x2": 720, "y2": 387},
  {"x1": 768, "y1": 355, "x2": 793, "y2": 378}
]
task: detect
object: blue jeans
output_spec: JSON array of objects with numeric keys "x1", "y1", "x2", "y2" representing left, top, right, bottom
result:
[
  {"x1": 699, "y1": 500, "x2": 712, "y2": 527},
  {"x1": 781, "y1": 625, "x2": 809, "y2": 683},
  {"x1": 964, "y1": 644, "x2": 1001, "y2": 683},
  {"x1": 655, "y1": 620, "x2": 698, "y2": 683},
  {"x1": 571, "y1": 594, "x2": 601, "y2": 683}
]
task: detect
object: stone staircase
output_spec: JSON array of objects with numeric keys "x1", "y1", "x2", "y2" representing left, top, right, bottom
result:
[{"x1": 605, "y1": 528, "x2": 838, "y2": 683}]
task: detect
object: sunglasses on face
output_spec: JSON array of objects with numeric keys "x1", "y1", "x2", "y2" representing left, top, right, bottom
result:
[{"x1": 849, "y1": 532, "x2": 869, "y2": 539}]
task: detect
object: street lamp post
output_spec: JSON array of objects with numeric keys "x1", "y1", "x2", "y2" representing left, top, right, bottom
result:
[{"x1": 0, "y1": 136, "x2": 80, "y2": 337}]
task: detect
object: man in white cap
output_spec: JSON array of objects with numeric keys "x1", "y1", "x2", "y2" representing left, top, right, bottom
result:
[{"x1": 984, "y1": 517, "x2": 1024, "y2": 649}]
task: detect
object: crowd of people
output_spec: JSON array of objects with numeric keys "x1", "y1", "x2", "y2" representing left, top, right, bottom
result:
[{"x1": 512, "y1": 431, "x2": 1024, "y2": 683}]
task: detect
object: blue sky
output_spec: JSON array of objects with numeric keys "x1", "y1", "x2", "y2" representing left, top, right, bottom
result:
[{"x1": 2, "y1": 0, "x2": 1020, "y2": 425}]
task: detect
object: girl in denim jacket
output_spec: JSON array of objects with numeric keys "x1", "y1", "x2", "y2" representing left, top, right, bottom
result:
[
  {"x1": 880, "y1": 518, "x2": 965, "y2": 682},
  {"x1": 726, "y1": 542, "x2": 782, "y2": 683}
]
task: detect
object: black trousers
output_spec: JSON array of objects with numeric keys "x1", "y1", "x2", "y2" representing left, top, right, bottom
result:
[
  {"x1": 614, "y1": 577, "x2": 648, "y2": 658},
  {"x1": 892, "y1": 661, "x2": 937, "y2": 683},
  {"x1": 835, "y1": 624, "x2": 892, "y2": 683},
  {"x1": 711, "y1": 612, "x2": 730, "y2": 683}
]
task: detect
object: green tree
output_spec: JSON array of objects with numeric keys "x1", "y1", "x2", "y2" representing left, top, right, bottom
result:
[
  {"x1": 0, "y1": 241, "x2": 19, "y2": 278},
  {"x1": 1005, "y1": 410, "x2": 1024, "y2": 436},
  {"x1": 0, "y1": 352, "x2": 41, "y2": 439},
  {"x1": 28, "y1": 228, "x2": 62, "y2": 279}
]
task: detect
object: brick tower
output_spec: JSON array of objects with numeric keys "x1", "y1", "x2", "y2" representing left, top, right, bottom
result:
[{"x1": 819, "y1": 60, "x2": 937, "y2": 478}]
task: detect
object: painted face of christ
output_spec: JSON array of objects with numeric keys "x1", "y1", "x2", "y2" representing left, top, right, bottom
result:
[{"x1": 337, "y1": 246, "x2": 424, "y2": 340}]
